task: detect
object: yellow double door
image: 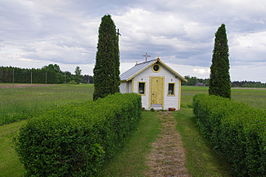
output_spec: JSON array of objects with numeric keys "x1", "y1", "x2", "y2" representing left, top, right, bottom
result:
[{"x1": 150, "y1": 77, "x2": 164, "y2": 106}]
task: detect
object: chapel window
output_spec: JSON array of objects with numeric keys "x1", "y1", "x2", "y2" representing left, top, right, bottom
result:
[
  {"x1": 168, "y1": 83, "x2": 175, "y2": 95},
  {"x1": 138, "y1": 82, "x2": 145, "y2": 95}
]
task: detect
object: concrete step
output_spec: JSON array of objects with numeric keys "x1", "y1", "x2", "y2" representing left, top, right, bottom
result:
[{"x1": 151, "y1": 104, "x2": 163, "y2": 110}]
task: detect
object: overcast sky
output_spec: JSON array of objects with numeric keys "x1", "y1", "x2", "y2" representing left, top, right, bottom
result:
[{"x1": 0, "y1": 0, "x2": 266, "y2": 82}]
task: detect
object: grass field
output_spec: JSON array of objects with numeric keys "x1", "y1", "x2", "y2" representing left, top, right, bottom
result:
[
  {"x1": 182, "y1": 86, "x2": 266, "y2": 109},
  {"x1": 0, "y1": 85, "x2": 265, "y2": 177},
  {"x1": 0, "y1": 84, "x2": 93, "y2": 125}
]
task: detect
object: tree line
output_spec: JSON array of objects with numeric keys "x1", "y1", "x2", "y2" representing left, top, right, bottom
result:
[
  {"x1": 183, "y1": 75, "x2": 266, "y2": 88},
  {"x1": 0, "y1": 64, "x2": 93, "y2": 84},
  {"x1": 183, "y1": 76, "x2": 210, "y2": 86},
  {"x1": 231, "y1": 81, "x2": 266, "y2": 88}
]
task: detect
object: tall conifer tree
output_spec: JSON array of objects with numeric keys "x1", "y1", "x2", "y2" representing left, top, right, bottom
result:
[
  {"x1": 209, "y1": 24, "x2": 231, "y2": 98},
  {"x1": 114, "y1": 29, "x2": 120, "y2": 92},
  {"x1": 93, "y1": 15, "x2": 120, "y2": 100}
]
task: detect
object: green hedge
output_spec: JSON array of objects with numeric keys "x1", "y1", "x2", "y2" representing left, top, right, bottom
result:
[
  {"x1": 16, "y1": 93, "x2": 141, "y2": 177},
  {"x1": 193, "y1": 94, "x2": 266, "y2": 177}
]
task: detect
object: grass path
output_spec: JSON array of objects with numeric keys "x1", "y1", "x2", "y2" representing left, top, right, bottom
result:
[
  {"x1": 175, "y1": 108, "x2": 231, "y2": 177},
  {"x1": 0, "y1": 120, "x2": 26, "y2": 177},
  {"x1": 99, "y1": 111, "x2": 161, "y2": 177},
  {"x1": 145, "y1": 112, "x2": 191, "y2": 177},
  {"x1": 0, "y1": 109, "x2": 232, "y2": 177}
]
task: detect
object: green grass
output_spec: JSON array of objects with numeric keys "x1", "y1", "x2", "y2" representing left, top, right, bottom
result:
[
  {"x1": 181, "y1": 86, "x2": 208, "y2": 108},
  {"x1": 0, "y1": 84, "x2": 93, "y2": 177},
  {"x1": 182, "y1": 86, "x2": 266, "y2": 109},
  {"x1": 0, "y1": 84, "x2": 93, "y2": 125},
  {"x1": 100, "y1": 111, "x2": 160, "y2": 177},
  {"x1": 0, "y1": 120, "x2": 26, "y2": 177},
  {"x1": 178, "y1": 86, "x2": 266, "y2": 176},
  {"x1": 174, "y1": 109, "x2": 231, "y2": 177},
  {"x1": 0, "y1": 110, "x2": 160, "y2": 177},
  {"x1": 231, "y1": 88, "x2": 266, "y2": 109},
  {"x1": 1, "y1": 85, "x2": 266, "y2": 177}
]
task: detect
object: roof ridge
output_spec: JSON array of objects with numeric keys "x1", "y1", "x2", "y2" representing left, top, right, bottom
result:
[
  {"x1": 120, "y1": 58, "x2": 186, "y2": 82},
  {"x1": 135, "y1": 59, "x2": 157, "y2": 66}
]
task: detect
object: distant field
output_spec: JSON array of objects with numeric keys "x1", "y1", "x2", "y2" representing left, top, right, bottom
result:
[
  {"x1": 182, "y1": 86, "x2": 266, "y2": 109},
  {"x1": 0, "y1": 84, "x2": 93, "y2": 125},
  {"x1": 0, "y1": 84, "x2": 265, "y2": 126},
  {"x1": 0, "y1": 84, "x2": 265, "y2": 129},
  {"x1": 0, "y1": 84, "x2": 53, "y2": 88}
]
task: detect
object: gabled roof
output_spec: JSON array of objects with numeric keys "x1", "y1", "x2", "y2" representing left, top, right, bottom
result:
[{"x1": 120, "y1": 58, "x2": 187, "y2": 82}]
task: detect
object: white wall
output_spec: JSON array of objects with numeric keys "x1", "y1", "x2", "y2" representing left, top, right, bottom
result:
[
  {"x1": 120, "y1": 81, "x2": 132, "y2": 93},
  {"x1": 128, "y1": 81, "x2": 132, "y2": 92},
  {"x1": 131, "y1": 63, "x2": 181, "y2": 110},
  {"x1": 119, "y1": 82, "x2": 127, "y2": 93}
]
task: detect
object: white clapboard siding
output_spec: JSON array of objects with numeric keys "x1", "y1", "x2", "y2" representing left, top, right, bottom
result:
[{"x1": 119, "y1": 58, "x2": 185, "y2": 110}]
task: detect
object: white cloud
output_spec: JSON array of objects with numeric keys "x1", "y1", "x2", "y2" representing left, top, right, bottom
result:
[
  {"x1": 231, "y1": 62, "x2": 266, "y2": 82},
  {"x1": 113, "y1": 8, "x2": 213, "y2": 50},
  {"x1": 230, "y1": 31, "x2": 266, "y2": 64},
  {"x1": 193, "y1": 68, "x2": 210, "y2": 75},
  {"x1": 0, "y1": 0, "x2": 266, "y2": 82},
  {"x1": 167, "y1": 63, "x2": 210, "y2": 79}
]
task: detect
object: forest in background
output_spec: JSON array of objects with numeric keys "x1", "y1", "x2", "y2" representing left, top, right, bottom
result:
[
  {"x1": 1, "y1": 65, "x2": 265, "y2": 88},
  {"x1": 183, "y1": 76, "x2": 266, "y2": 88},
  {"x1": 0, "y1": 64, "x2": 93, "y2": 84}
]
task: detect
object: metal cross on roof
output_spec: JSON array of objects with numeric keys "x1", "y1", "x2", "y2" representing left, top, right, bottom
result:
[
  {"x1": 143, "y1": 52, "x2": 151, "y2": 62},
  {"x1": 116, "y1": 29, "x2": 121, "y2": 36}
]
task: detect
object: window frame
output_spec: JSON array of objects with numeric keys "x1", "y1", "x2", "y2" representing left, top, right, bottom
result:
[
  {"x1": 152, "y1": 64, "x2": 160, "y2": 72},
  {"x1": 167, "y1": 83, "x2": 175, "y2": 96},
  {"x1": 138, "y1": 82, "x2": 146, "y2": 95}
]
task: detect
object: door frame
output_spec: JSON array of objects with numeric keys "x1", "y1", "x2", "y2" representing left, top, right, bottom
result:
[{"x1": 149, "y1": 76, "x2": 165, "y2": 109}]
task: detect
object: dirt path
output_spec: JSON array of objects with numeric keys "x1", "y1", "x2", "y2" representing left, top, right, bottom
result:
[{"x1": 145, "y1": 112, "x2": 191, "y2": 177}]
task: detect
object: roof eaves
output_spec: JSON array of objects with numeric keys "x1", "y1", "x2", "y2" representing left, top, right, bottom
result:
[
  {"x1": 121, "y1": 58, "x2": 187, "y2": 82},
  {"x1": 158, "y1": 61, "x2": 187, "y2": 82},
  {"x1": 126, "y1": 59, "x2": 158, "y2": 81}
]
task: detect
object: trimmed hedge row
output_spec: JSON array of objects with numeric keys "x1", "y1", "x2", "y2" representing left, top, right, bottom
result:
[
  {"x1": 16, "y1": 93, "x2": 141, "y2": 177},
  {"x1": 193, "y1": 94, "x2": 266, "y2": 177}
]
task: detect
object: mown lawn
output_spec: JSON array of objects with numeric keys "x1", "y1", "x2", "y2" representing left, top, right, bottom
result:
[
  {"x1": 0, "y1": 84, "x2": 93, "y2": 125},
  {"x1": 0, "y1": 120, "x2": 26, "y2": 177},
  {"x1": 174, "y1": 109, "x2": 231, "y2": 177},
  {"x1": 100, "y1": 111, "x2": 160, "y2": 177}
]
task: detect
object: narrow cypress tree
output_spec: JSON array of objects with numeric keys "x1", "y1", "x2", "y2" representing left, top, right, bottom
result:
[
  {"x1": 93, "y1": 15, "x2": 120, "y2": 100},
  {"x1": 209, "y1": 24, "x2": 231, "y2": 98},
  {"x1": 113, "y1": 29, "x2": 120, "y2": 92}
]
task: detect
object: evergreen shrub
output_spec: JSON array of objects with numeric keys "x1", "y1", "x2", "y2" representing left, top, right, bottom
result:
[
  {"x1": 93, "y1": 15, "x2": 120, "y2": 100},
  {"x1": 16, "y1": 93, "x2": 141, "y2": 177},
  {"x1": 209, "y1": 24, "x2": 231, "y2": 98},
  {"x1": 193, "y1": 94, "x2": 266, "y2": 177}
]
